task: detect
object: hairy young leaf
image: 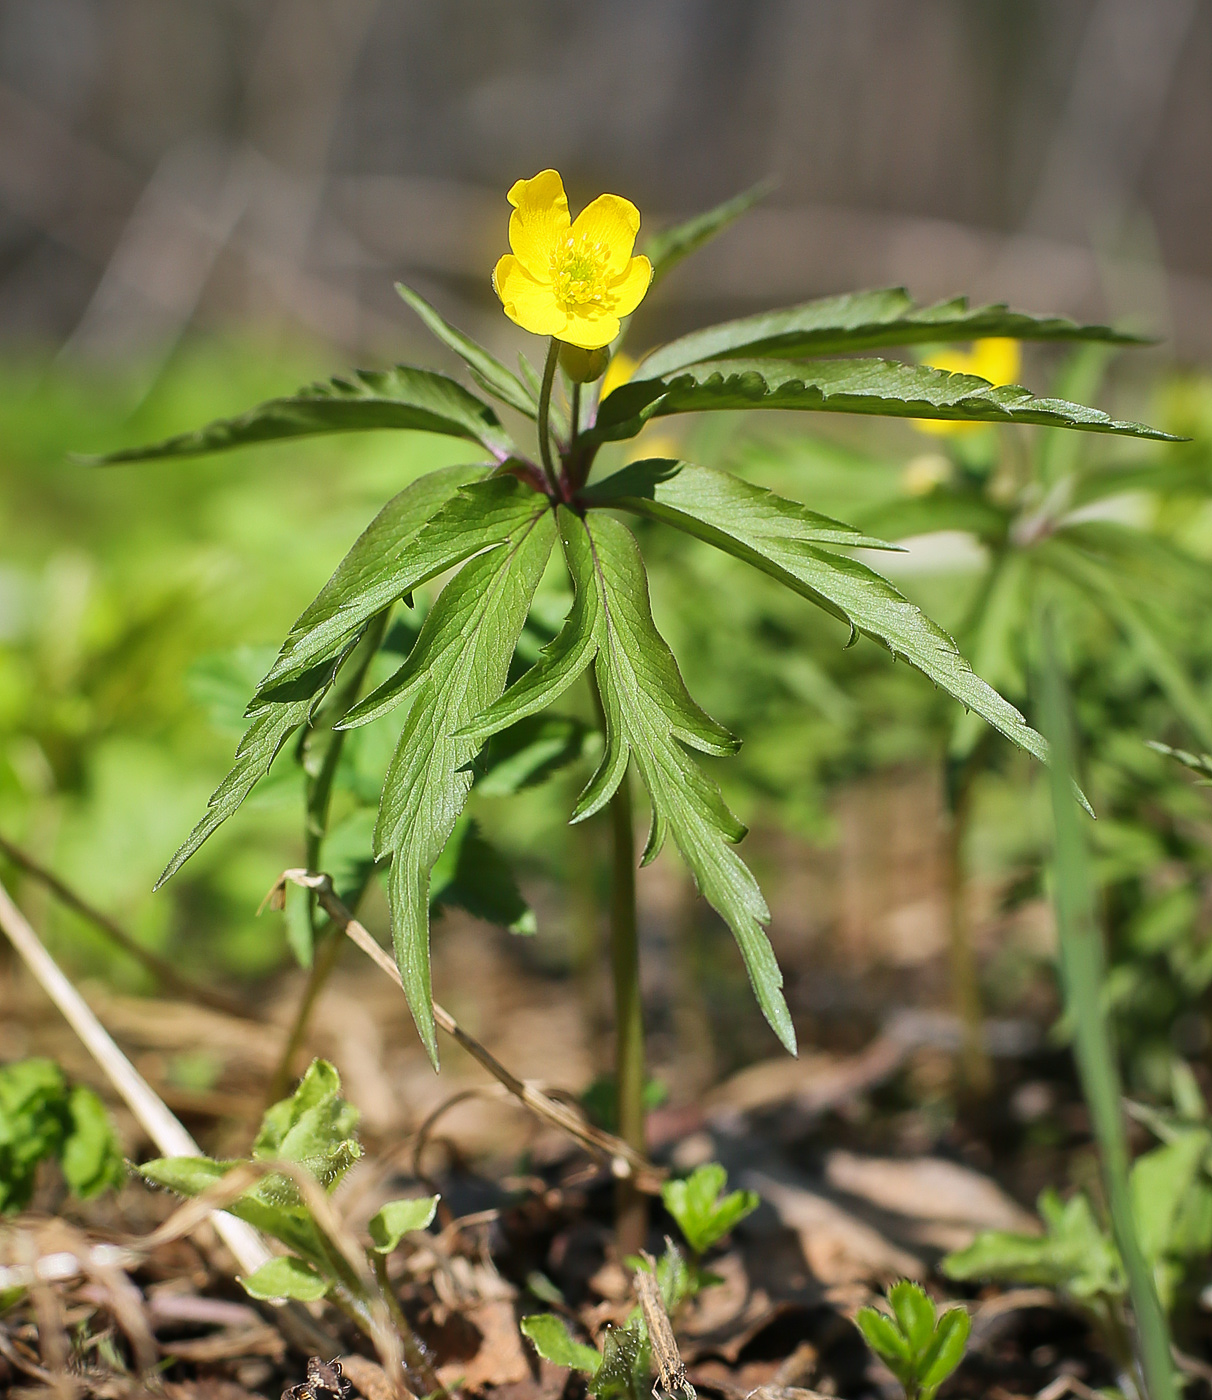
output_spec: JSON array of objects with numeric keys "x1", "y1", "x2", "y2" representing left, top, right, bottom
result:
[
  {"x1": 644, "y1": 179, "x2": 773, "y2": 288},
  {"x1": 88, "y1": 367, "x2": 515, "y2": 463},
  {"x1": 639, "y1": 288, "x2": 1147, "y2": 379},
  {"x1": 918, "y1": 1308, "x2": 972, "y2": 1397},
  {"x1": 521, "y1": 1314, "x2": 602, "y2": 1375},
  {"x1": 587, "y1": 461, "x2": 1049, "y2": 767},
  {"x1": 396, "y1": 283, "x2": 537, "y2": 418},
  {"x1": 888, "y1": 1280, "x2": 936, "y2": 1353},
  {"x1": 854, "y1": 1307, "x2": 912, "y2": 1374},
  {"x1": 368, "y1": 1194, "x2": 439, "y2": 1253},
  {"x1": 591, "y1": 359, "x2": 1175, "y2": 445},
  {"x1": 240, "y1": 1255, "x2": 330, "y2": 1302},
  {"x1": 365, "y1": 507, "x2": 556, "y2": 1063}
]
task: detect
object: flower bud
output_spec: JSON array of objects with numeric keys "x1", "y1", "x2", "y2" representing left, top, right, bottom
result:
[{"x1": 559, "y1": 343, "x2": 611, "y2": 384}]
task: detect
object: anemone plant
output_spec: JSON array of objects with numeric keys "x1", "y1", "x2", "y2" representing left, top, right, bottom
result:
[{"x1": 94, "y1": 170, "x2": 1172, "y2": 1249}]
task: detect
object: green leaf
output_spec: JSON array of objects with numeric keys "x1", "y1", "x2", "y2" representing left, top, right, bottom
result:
[
  {"x1": 369, "y1": 507, "x2": 556, "y2": 1063},
  {"x1": 521, "y1": 1314, "x2": 602, "y2": 1375},
  {"x1": 948, "y1": 552, "x2": 1029, "y2": 763},
  {"x1": 918, "y1": 1307, "x2": 972, "y2": 1397},
  {"x1": 639, "y1": 288, "x2": 1149, "y2": 379},
  {"x1": 368, "y1": 1194, "x2": 439, "y2": 1252},
  {"x1": 240, "y1": 1255, "x2": 330, "y2": 1302},
  {"x1": 1147, "y1": 740, "x2": 1212, "y2": 782},
  {"x1": 139, "y1": 1154, "x2": 237, "y2": 1198},
  {"x1": 477, "y1": 714, "x2": 596, "y2": 796},
  {"x1": 588, "y1": 512, "x2": 794, "y2": 1052},
  {"x1": 156, "y1": 465, "x2": 496, "y2": 886},
  {"x1": 942, "y1": 1189, "x2": 1123, "y2": 1301},
  {"x1": 587, "y1": 461, "x2": 1049, "y2": 768},
  {"x1": 854, "y1": 1307, "x2": 913, "y2": 1377},
  {"x1": 60, "y1": 1087, "x2": 123, "y2": 1200},
  {"x1": 396, "y1": 283, "x2": 537, "y2": 418},
  {"x1": 1130, "y1": 1131, "x2": 1209, "y2": 1267},
  {"x1": 888, "y1": 1280, "x2": 936, "y2": 1354},
  {"x1": 644, "y1": 180, "x2": 774, "y2": 289},
  {"x1": 462, "y1": 508, "x2": 796, "y2": 1050},
  {"x1": 259, "y1": 468, "x2": 524, "y2": 697},
  {"x1": 87, "y1": 366, "x2": 515, "y2": 464},
  {"x1": 253, "y1": 1058, "x2": 361, "y2": 1192},
  {"x1": 254, "y1": 1058, "x2": 345, "y2": 1156},
  {"x1": 430, "y1": 814, "x2": 536, "y2": 935},
  {"x1": 662, "y1": 1163, "x2": 757, "y2": 1253},
  {"x1": 591, "y1": 359, "x2": 1175, "y2": 445}
]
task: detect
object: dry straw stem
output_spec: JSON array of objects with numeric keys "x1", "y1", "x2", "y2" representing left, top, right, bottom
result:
[
  {"x1": 0, "y1": 873, "x2": 271, "y2": 1277},
  {"x1": 266, "y1": 869, "x2": 664, "y2": 1190}
]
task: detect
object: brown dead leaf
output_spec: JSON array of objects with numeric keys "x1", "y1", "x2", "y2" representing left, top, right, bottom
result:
[
  {"x1": 162, "y1": 1324, "x2": 287, "y2": 1363},
  {"x1": 745, "y1": 1172, "x2": 924, "y2": 1285},
  {"x1": 163, "y1": 1384, "x2": 266, "y2": 1400},
  {"x1": 823, "y1": 1151, "x2": 1039, "y2": 1244},
  {"x1": 436, "y1": 1300, "x2": 529, "y2": 1390}
]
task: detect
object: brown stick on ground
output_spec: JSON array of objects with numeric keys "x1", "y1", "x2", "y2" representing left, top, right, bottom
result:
[
  {"x1": 0, "y1": 830, "x2": 246, "y2": 1016},
  {"x1": 266, "y1": 868, "x2": 664, "y2": 1192}
]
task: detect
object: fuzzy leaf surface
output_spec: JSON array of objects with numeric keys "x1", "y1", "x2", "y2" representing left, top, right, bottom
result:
[
  {"x1": 592, "y1": 359, "x2": 1175, "y2": 444},
  {"x1": 368, "y1": 1195, "x2": 439, "y2": 1253},
  {"x1": 88, "y1": 367, "x2": 514, "y2": 463},
  {"x1": 639, "y1": 288, "x2": 1148, "y2": 378},
  {"x1": 370, "y1": 506, "x2": 556, "y2": 1063},
  {"x1": 396, "y1": 283, "x2": 537, "y2": 417},
  {"x1": 587, "y1": 460, "x2": 1048, "y2": 766}
]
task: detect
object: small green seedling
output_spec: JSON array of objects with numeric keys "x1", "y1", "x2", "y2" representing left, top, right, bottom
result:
[
  {"x1": 854, "y1": 1281, "x2": 971, "y2": 1400},
  {"x1": 523, "y1": 1238, "x2": 694, "y2": 1400},
  {"x1": 661, "y1": 1162, "x2": 758, "y2": 1256},
  {"x1": 0, "y1": 1057, "x2": 123, "y2": 1215},
  {"x1": 139, "y1": 1059, "x2": 437, "y2": 1339}
]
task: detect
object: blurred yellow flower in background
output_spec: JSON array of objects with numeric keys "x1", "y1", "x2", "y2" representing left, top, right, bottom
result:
[
  {"x1": 599, "y1": 351, "x2": 638, "y2": 400},
  {"x1": 915, "y1": 337, "x2": 1021, "y2": 437},
  {"x1": 493, "y1": 170, "x2": 653, "y2": 350}
]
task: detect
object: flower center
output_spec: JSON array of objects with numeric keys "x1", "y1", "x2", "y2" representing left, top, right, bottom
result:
[{"x1": 551, "y1": 235, "x2": 610, "y2": 309}]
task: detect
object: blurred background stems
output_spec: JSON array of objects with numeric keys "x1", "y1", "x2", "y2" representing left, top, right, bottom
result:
[
  {"x1": 1039, "y1": 612, "x2": 1176, "y2": 1400},
  {"x1": 265, "y1": 608, "x2": 389, "y2": 1106}
]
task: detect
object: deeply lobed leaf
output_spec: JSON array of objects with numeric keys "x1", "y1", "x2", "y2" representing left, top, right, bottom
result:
[
  {"x1": 87, "y1": 366, "x2": 515, "y2": 463},
  {"x1": 362, "y1": 504, "x2": 556, "y2": 1063},
  {"x1": 591, "y1": 358, "x2": 1176, "y2": 445},
  {"x1": 587, "y1": 460, "x2": 1049, "y2": 768},
  {"x1": 639, "y1": 288, "x2": 1149, "y2": 379}
]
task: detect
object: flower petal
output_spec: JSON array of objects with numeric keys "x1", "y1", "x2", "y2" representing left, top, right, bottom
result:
[
  {"x1": 560, "y1": 308, "x2": 621, "y2": 351},
  {"x1": 606, "y1": 256, "x2": 653, "y2": 318},
  {"x1": 507, "y1": 170, "x2": 571, "y2": 280},
  {"x1": 570, "y1": 194, "x2": 640, "y2": 274},
  {"x1": 494, "y1": 254, "x2": 568, "y2": 337}
]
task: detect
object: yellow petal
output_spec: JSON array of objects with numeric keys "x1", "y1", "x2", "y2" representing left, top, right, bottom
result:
[
  {"x1": 494, "y1": 254, "x2": 568, "y2": 337},
  {"x1": 972, "y1": 337, "x2": 1021, "y2": 388},
  {"x1": 569, "y1": 194, "x2": 640, "y2": 274},
  {"x1": 607, "y1": 256, "x2": 653, "y2": 319},
  {"x1": 560, "y1": 308, "x2": 621, "y2": 351},
  {"x1": 599, "y1": 351, "x2": 638, "y2": 401},
  {"x1": 507, "y1": 170, "x2": 571, "y2": 280}
]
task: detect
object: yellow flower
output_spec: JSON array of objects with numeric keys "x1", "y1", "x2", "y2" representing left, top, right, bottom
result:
[
  {"x1": 916, "y1": 338, "x2": 1022, "y2": 437},
  {"x1": 493, "y1": 170, "x2": 653, "y2": 351}
]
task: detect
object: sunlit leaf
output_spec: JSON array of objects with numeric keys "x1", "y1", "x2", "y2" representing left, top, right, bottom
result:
[
  {"x1": 86, "y1": 366, "x2": 515, "y2": 463},
  {"x1": 521, "y1": 1314, "x2": 602, "y2": 1374},
  {"x1": 366, "y1": 507, "x2": 556, "y2": 1062},
  {"x1": 640, "y1": 289, "x2": 1149, "y2": 379},
  {"x1": 368, "y1": 1194, "x2": 439, "y2": 1253},
  {"x1": 587, "y1": 460, "x2": 1049, "y2": 768},
  {"x1": 592, "y1": 359, "x2": 1175, "y2": 444},
  {"x1": 240, "y1": 1255, "x2": 329, "y2": 1302}
]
